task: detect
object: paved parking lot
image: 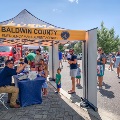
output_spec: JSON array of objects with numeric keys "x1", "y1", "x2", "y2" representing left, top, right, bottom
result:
[
  {"x1": 0, "y1": 61, "x2": 119, "y2": 120},
  {"x1": 61, "y1": 60, "x2": 120, "y2": 117}
]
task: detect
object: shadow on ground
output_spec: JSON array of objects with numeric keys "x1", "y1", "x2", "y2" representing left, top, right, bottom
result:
[
  {"x1": 102, "y1": 82, "x2": 111, "y2": 89},
  {"x1": 0, "y1": 83, "x2": 93, "y2": 120},
  {"x1": 99, "y1": 89, "x2": 115, "y2": 98}
]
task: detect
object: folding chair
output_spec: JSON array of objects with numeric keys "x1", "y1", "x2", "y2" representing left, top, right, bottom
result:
[{"x1": 0, "y1": 93, "x2": 8, "y2": 109}]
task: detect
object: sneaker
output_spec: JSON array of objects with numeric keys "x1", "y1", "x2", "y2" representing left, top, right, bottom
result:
[
  {"x1": 10, "y1": 104, "x2": 20, "y2": 108},
  {"x1": 97, "y1": 86, "x2": 102, "y2": 90},
  {"x1": 55, "y1": 91, "x2": 58, "y2": 94}
]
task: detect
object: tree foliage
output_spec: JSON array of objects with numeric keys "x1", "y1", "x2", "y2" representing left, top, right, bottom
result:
[
  {"x1": 67, "y1": 42, "x2": 76, "y2": 49},
  {"x1": 97, "y1": 22, "x2": 120, "y2": 54},
  {"x1": 43, "y1": 46, "x2": 49, "y2": 52},
  {"x1": 58, "y1": 44, "x2": 65, "y2": 52},
  {"x1": 65, "y1": 22, "x2": 120, "y2": 55},
  {"x1": 74, "y1": 41, "x2": 82, "y2": 54}
]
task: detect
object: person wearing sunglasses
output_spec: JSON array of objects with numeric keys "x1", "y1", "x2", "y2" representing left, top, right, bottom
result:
[
  {"x1": 68, "y1": 49, "x2": 77, "y2": 94},
  {"x1": 0, "y1": 60, "x2": 27, "y2": 108},
  {"x1": 97, "y1": 47, "x2": 106, "y2": 89},
  {"x1": 35, "y1": 49, "x2": 44, "y2": 70}
]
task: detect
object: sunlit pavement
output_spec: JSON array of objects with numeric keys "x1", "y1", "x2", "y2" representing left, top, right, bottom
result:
[
  {"x1": 0, "y1": 83, "x2": 95, "y2": 120},
  {"x1": 0, "y1": 61, "x2": 120, "y2": 120},
  {"x1": 61, "y1": 60, "x2": 120, "y2": 117}
]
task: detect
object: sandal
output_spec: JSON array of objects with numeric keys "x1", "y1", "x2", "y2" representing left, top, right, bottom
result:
[
  {"x1": 68, "y1": 90, "x2": 72, "y2": 93},
  {"x1": 68, "y1": 91, "x2": 76, "y2": 94}
]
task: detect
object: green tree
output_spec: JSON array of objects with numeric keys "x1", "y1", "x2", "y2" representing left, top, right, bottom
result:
[
  {"x1": 58, "y1": 44, "x2": 65, "y2": 52},
  {"x1": 67, "y1": 42, "x2": 76, "y2": 49},
  {"x1": 97, "y1": 22, "x2": 120, "y2": 54},
  {"x1": 43, "y1": 46, "x2": 49, "y2": 52},
  {"x1": 74, "y1": 41, "x2": 82, "y2": 54}
]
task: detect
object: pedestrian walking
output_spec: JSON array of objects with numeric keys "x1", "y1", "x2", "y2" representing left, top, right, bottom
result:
[
  {"x1": 58, "y1": 50, "x2": 63, "y2": 68},
  {"x1": 65, "y1": 53, "x2": 67, "y2": 62},
  {"x1": 108, "y1": 54, "x2": 114, "y2": 71},
  {"x1": 114, "y1": 51, "x2": 120, "y2": 78}
]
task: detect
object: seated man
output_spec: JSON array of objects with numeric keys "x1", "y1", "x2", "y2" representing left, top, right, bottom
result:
[{"x1": 0, "y1": 60, "x2": 27, "y2": 108}]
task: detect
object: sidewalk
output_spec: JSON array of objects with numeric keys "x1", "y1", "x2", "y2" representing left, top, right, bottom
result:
[
  {"x1": 0, "y1": 82, "x2": 97, "y2": 120},
  {"x1": 49, "y1": 81, "x2": 120, "y2": 120}
]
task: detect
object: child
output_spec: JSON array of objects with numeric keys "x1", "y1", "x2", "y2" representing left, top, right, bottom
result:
[
  {"x1": 76, "y1": 63, "x2": 81, "y2": 86},
  {"x1": 38, "y1": 64, "x2": 48, "y2": 96},
  {"x1": 55, "y1": 68, "x2": 61, "y2": 93},
  {"x1": 19, "y1": 58, "x2": 24, "y2": 67}
]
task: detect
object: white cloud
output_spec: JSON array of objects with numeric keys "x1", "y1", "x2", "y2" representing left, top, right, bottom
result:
[
  {"x1": 52, "y1": 9, "x2": 62, "y2": 13},
  {"x1": 68, "y1": 0, "x2": 78, "y2": 4}
]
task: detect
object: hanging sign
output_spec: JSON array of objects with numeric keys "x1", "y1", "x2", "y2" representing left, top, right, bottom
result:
[{"x1": 0, "y1": 25, "x2": 86, "y2": 40}]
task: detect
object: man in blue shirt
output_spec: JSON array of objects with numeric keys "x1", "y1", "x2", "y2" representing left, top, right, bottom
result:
[
  {"x1": 58, "y1": 50, "x2": 63, "y2": 68},
  {"x1": 0, "y1": 60, "x2": 26, "y2": 108},
  {"x1": 68, "y1": 49, "x2": 77, "y2": 94}
]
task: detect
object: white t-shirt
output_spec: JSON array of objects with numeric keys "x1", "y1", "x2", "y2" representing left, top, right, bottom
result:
[{"x1": 67, "y1": 53, "x2": 71, "y2": 59}]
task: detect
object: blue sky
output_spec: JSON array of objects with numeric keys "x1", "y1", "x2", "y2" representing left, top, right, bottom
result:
[{"x1": 0, "y1": 0, "x2": 119, "y2": 35}]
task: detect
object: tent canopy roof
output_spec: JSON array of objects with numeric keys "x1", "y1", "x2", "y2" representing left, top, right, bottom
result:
[
  {"x1": 0, "y1": 9, "x2": 71, "y2": 46},
  {"x1": 0, "y1": 9, "x2": 65, "y2": 29}
]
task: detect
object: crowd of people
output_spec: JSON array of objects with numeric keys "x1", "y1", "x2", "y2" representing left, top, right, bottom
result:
[
  {"x1": 108, "y1": 51, "x2": 120, "y2": 77},
  {"x1": 58, "y1": 47, "x2": 120, "y2": 93},
  {"x1": 0, "y1": 48, "x2": 49, "y2": 108},
  {"x1": 0, "y1": 46, "x2": 120, "y2": 108}
]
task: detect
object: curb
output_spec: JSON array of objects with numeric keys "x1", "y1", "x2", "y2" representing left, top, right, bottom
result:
[{"x1": 49, "y1": 80, "x2": 119, "y2": 120}]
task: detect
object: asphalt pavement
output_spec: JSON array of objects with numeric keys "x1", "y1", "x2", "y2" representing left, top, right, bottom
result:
[
  {"x1": 61, "y1": 60, "x2": 120, "y2": 117},
  {"x1": 0, "y1": 60, "x2": 120, "y2": 120}
]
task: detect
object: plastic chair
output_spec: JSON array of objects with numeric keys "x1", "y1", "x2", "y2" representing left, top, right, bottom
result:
[{"x1": 0, "y1": 93, "x2": 8, "y2": 109}]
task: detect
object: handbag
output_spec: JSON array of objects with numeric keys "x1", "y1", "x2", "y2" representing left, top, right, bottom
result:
[{"x1": 97, "y1": 65, "x2": 104, "y2": 76}]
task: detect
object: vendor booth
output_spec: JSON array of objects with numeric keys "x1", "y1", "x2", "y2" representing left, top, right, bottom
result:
[{"x1": 0, "y1": 9, "x2": 97, "y2": 110}]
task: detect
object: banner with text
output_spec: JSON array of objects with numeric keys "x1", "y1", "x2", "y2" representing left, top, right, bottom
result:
[{"x1": 0, "y1": 25, "x2": 86, "y2": 41}]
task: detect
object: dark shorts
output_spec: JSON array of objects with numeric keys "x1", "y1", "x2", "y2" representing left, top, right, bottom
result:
[
  {"x1": 76, "y1": 76, "x2": 81, "y2": 79},
  {"x1": 67, "y1": 58, "x2": 70, "y2": 60},
  {"x1": 57, "y1": 83, "x2": 61, "y2": 88}
]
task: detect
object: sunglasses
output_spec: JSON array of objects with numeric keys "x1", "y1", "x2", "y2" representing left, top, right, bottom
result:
[
  {"x1": 10, "y1": 63, "x2": 14, "y2": 64},
  {"x1": 98, "y1": 49, "x2": 101, "y2": 51}
]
